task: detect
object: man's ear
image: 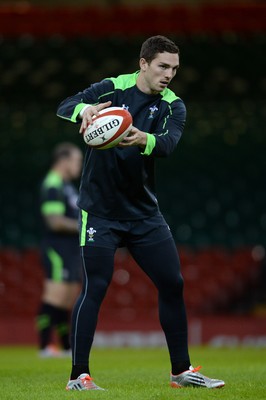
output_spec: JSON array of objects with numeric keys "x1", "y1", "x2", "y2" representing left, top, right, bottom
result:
[{"x1": 139, "y1": 57, "x2": 148, "y2": 72}]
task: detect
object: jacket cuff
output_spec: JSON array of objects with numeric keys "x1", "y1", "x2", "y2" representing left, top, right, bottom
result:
[
  {"x1": 141, "y1": 133, "x2": 156, "y2": 156},
  {"x1": 71, "y1": 103, "x2": 90, "y2": 122}
]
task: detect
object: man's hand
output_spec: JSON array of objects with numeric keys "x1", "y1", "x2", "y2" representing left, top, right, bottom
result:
[
  {"x1": 118, "y1": 127, "x2": 147, "y2": 149},
  {"x1": 79, "y1": 101, "x2": 112, "y2": 134}
]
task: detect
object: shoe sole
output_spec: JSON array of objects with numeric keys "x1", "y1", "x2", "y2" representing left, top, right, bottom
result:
[{"x1": 170, "y1": 382, "x2": 225, "y2": 389}]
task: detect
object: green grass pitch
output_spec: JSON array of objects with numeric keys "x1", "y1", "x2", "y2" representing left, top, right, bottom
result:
[{"x1": 0, "y1": 345, "x2": 265, "y2": 399}]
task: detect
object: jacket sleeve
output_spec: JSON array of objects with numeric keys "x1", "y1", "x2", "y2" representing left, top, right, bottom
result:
[
  {"x1": 143, "y1": 99, "x2": 186, "y2": 158},
  {"x1": 56, "y1": 80, "x2": 114, "y2": 123}
]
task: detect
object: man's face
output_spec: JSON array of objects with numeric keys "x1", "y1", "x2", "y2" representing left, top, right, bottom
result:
[{"x1": 139, "y1": 52, "x2": 179, "y2": 95}]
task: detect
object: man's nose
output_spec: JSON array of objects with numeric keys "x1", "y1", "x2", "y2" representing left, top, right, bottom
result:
[{"x1": 165, "y1": 69, "x2": 173, "y2": 79}]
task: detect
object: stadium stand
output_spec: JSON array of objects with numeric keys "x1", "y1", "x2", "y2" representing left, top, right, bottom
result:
[{"x1": 0, "y1": 246, "x2": 263, "y2": 325}]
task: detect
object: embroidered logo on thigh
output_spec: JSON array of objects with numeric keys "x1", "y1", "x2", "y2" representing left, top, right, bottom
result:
[{"x1": 87, "y1": 227, "x2": 97, "y2": 242}]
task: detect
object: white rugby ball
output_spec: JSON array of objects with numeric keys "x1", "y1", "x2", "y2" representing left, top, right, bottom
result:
[{"x1": 83, "y1": 106, "x2": 132, "y2": 149}]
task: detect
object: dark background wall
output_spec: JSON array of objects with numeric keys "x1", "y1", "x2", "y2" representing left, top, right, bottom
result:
[{"x1": 0, "y1": 3, "x2": 265, "y2": 249}]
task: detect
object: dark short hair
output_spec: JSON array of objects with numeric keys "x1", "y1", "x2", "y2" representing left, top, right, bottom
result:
[
  {"x1": 140, "y1": 35, "x2": 180, "y2": 64},
  {"x1": 52, "y1": 142, "x2": 80, "y2": 165}
]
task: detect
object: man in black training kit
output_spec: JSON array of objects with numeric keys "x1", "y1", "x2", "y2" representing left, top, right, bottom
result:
[
  {"x1": 57, "y1": 35, "x2": 225, "y2": 390},
  {"x1": 37, "y1": 143, "x2": 83, "y2": 357}
]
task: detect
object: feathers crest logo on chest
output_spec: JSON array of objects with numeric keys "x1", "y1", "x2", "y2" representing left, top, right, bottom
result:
[{"x1": 149, "y1": 105, "x2": 158, "y2": 119}]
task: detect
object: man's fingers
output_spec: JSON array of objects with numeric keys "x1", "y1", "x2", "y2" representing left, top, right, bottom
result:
[
  {"x1": 97, "y1": 101, "x2": 112, "y2": 111},
  {"x1": 79, "y1": 101, "x2": 112, "y2": 134},
  {"x1": 80, "y1": 117, "x2": 91, "y2": 133}
]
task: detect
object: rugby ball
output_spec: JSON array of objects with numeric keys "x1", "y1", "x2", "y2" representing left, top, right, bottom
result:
[{"x1": 83, "y1": 106, "x2": 132, "y2": 149}]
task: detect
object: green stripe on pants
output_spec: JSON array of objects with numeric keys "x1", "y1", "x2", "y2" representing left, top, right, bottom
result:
[{"x1": 80, "y1": 209, "x2": 88, "y2": 246}]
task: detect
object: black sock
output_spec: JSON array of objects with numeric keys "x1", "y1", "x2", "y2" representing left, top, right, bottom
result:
[
  {"x1": 171, "y1": 361, "x2": 191, "y2": 376},
  {"x1": 71, "y1": 365, "x2": 90, "y2": 380},
  {"x1": 55, "y1": 308, "x2": 71, "y2": 350},
  {"x1": 36, "y1": 303, "x2": 70, "y2": 350},
  {"x1": 36, "y1": 303, "x2": 54, "y2": 349}
]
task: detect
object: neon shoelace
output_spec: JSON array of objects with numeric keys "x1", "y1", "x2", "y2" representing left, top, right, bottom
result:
[{"x1": 190, "y1": 366, "x2": 202, "y2": 373}]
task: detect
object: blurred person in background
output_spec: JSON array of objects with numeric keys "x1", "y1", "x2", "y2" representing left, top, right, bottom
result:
[{"x1": 36, "y1": 142, "x2": 83, "y2": 357}]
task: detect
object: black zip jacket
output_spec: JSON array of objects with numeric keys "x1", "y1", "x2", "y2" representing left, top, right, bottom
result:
[{"x1": 57, "y1": 71, "x2": 186, "y2": 220}]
